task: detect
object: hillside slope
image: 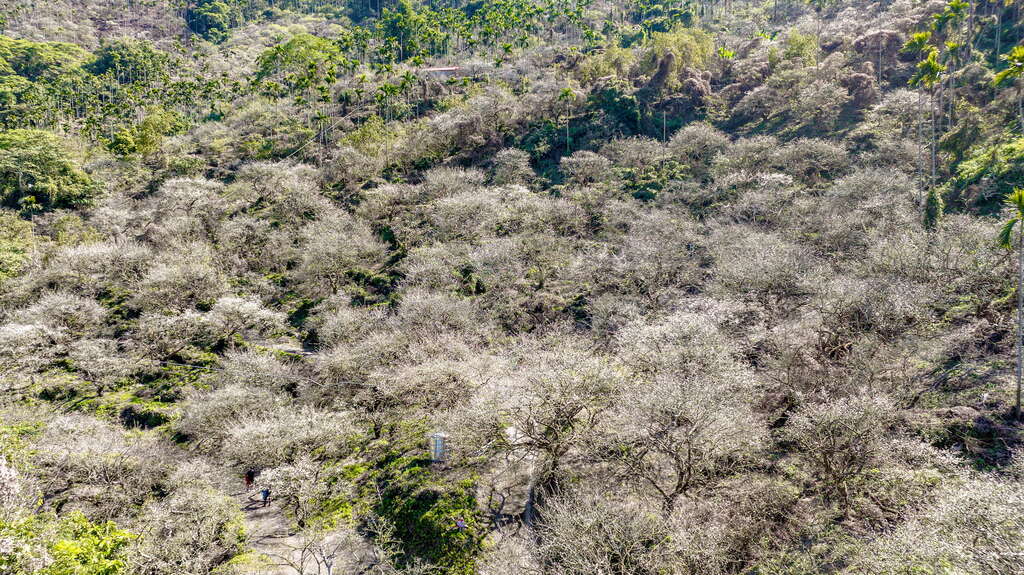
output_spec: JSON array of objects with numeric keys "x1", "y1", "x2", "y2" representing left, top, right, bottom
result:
[{"x1": 1, "y1": 0, "x2": 1024, "y2": 573}]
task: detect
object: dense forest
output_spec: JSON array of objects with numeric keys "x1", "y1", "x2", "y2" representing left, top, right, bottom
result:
[{"x1": 1, "y1": 0, "x2": 1023, "y2": 573}]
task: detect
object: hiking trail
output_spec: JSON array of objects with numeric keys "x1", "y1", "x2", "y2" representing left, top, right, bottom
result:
[{"x1": 235, "y1": 489, "x2": 306, "y2": 574}]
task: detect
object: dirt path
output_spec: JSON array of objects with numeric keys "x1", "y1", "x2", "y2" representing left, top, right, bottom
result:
[{"x1": 235, "y1": 490, "x2": 307, "y2": 574}]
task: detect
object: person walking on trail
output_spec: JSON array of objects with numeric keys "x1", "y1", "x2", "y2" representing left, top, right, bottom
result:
[
  {"x1": 260, "y1": 487, "x2": 271, "y2": 507},
  {"x1": 244, "y1": 469, "x2": 256, "y2": 491}
]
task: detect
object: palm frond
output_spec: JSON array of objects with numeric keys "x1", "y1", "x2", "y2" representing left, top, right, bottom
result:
[
  {"x1": 1007, "y1": 188, "x2": 1024, "y2": 213},
  {"x1": 998, "y1": 217, "x2": 1019, "y2": 249},
  {"x1": 994, "y1": 46, "x2": 1024, "y2": 86}
]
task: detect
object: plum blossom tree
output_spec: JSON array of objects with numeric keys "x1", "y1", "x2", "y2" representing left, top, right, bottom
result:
[
  {"x1": 785, "y1": 394, "x2": 895, "y2": 506},
  {"x1": 610, "y1": 312, "x2": 767, "y2": 515}
]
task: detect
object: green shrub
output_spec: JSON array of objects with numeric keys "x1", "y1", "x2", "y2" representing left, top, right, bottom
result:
[
  {"x1": 0, "y1": 512, "x2": 134, "y2": 575},
  {"x1": 188, "y1": 0, "x2": 236, "y2": 43},
  {"x1": 588, "y1": 79, "x2": 642, "y2": 135},
  {"x1": 86, "y1": 39, "x2": 169, "y2": 83},
  {"x1": 0, "y1": 210, "x2": 32, "y2": 282},
  {"x1": 639, "y1": 28, "x2": 713, "y2": 91},
  {"x1": 0, "y1": 35, "x2": 88, "y2": 81},
  {"x1": 106, "y1": 108, "x2": 185, "y2": 157},
  {"x1": 0, "y1": 129, "x2": 101, "y2": 214},
  {"x1": 950, "y1": 137, "x2": 1024, "y2": 212},
  {"x1": 782, "y1": 30, "x2": 819, "y2": 66}
]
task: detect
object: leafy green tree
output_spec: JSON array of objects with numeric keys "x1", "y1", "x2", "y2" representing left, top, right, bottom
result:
[
  {"x1": 0, "y1": 129, "x2": 101, "y2": 214},
  {"x1": 0, "y1": 75, "x2": 35, "y2": 128},
  {"x1": 87, "y1": 39, "x2": 170, "y2": 85},
  {"x1": 588, "y1": 79, "x2": 641, "y2": 136},
  {"x1": 257, "y1": 34, "x2": 347, "y2": 107},
  {"x1": 931, "y1": 0, "x2": 969, "y2": 39},
  {"x1": 901, "y1": 31, "x2": 934, "y2": 182},
  {"x1": 950, "y1": 138, "x2": 1024, "y2": 208},
  {"x1": 106, "y1": 108, "x2": 184, "y2": 157},
  {"x1": 994, "y1": 45, "x2": 1024, "y2": 135},
  {"x1": 640, "y1": 28, "x2": 714, "y2": 90},
  {"x1": 0, "y1": 36, "x2": 91, "y2": 128},
  {"x1": 782, "y1": 30, "x2": 820, "y2": 66},
  {"x1": 0, "y1": 35, "x2": 88, "y2": 81},
  {"x1": 998, "y1": 187, "x2": 1024, "y2": 420},
  {"x1": 188, "y1": 0, "x2": 235, "y2": 43},
  {"x1": 629, "y1": 0, "x2": 694, "y2": 32},
  {"x1": 377, "y1": 0, "x2": 435, "y2": 60},
  {"x1": 931, "y1": 0, "x2": 968, "y2": 130},
  {"x1": 0, "y1": 210, "x2": 32, "y2": 283}
]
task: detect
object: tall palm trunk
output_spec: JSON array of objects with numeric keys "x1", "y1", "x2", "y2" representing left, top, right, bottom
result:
[
  {"x1": 1018, "y1": 225, "x2": 1023, "y2": 419},
  {"x1": 917, "y1": 89, "x2": 924, "y2": 191},
  {"x1": 996, "y1": 7, "x2": 1001, "y2": 65},
  {"x1": 1018, "y1": 82, "x2": 1023, "y2": 135},
  {"x1": 930, "y1": 88, "x2": 937, "y2": 189}
]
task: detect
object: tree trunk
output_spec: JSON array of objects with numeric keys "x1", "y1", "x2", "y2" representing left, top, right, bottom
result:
[
  {"x1": 1017, "y1": 225, "x2": 1023, "y2": 419},
  {"x1": 996, "y1": 8, "x2": 1001, "y2": 65},
  {"x1": 917, "y1": 89, "x2": 924, "y2": 191},
  {"x1": 930, "y1": 89, "x2": 937, "y2": 190},
  {"x1": 967, "y1": 1, "x2": 974, "y2": 61},
  {"x1": 949, "y1": 75, "x2": 955, "y2": 131},
  {"x1": 523, "y1": 478, "x2": 537, "y2": 529},
  {"x1": 1018, "y1": 84, "x2": 1023, "y2": 136}
]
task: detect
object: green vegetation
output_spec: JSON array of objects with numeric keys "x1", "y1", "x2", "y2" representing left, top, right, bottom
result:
[
  {"x1": 0, "y1": 35, "x2": 89, "y2": 80},
  {"x1": 188, "y1": 0, "x2": 235, "y2": 43},
  {"x1": 351, "y1": 427, "x2": 484, "y2": 573},
  {"x1": 0, "y1": 129, "x2": 101, "y2": 213},
  {"x1": 0, "y1": 211, "x2": 32, "y2": 281},
  {"x1": 951, "y1": 137, "x2": 1024, "y2": 211},
  {"x1": 0, "y1": 512, "x2": 135, "y2": 575}
]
